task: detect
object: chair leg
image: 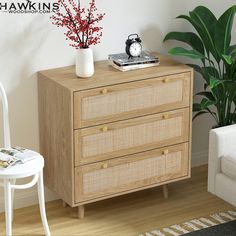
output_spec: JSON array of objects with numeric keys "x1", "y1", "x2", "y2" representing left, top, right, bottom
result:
[
  {"x1": 37, "y1": 171, "x2": 51, "y2": 236},
  {"x1": 10, "y1": 179, "x2": 16, "y2": 222},
  {"x1": 4, "y1": 179, "x2": 12, "y2": 236}
]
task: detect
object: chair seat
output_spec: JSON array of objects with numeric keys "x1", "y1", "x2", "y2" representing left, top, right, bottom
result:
[
  {"x1": 221, "y1": 151, "x2": 236, "y2": 180},
  {"x1": 0, "y1": 155, "x2": 44, "y2": 179}
]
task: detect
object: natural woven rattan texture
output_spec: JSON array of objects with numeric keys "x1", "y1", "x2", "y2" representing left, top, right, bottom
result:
[
  {"x1": 82, "y1": 117, "x2": 182, "y2": 158},
  {"x1": 81, "y1": 80, "x2": 183, "y2": 120},
  {"x1": 83, "y1": 151, "x2": 182, "y2": 195}
]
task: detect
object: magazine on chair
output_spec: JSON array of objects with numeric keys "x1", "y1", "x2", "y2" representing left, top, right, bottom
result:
[{"x1": 0, "y1": 147, "x2": 40, "y2": 169}]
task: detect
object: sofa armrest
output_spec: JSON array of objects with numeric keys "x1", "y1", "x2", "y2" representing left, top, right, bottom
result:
[{"x1": 208, "y1": 124, "x2": 236, "y2": 193}]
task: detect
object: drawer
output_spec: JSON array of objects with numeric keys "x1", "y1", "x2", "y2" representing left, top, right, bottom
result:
[
  {"x1": 75, "y1": 143, "x2": 189, "y2": 202},
  {"x1": 74, "y1": 72, "x2": 191, "y2": 128},
  {"x1": 74, "y1": 108, "x2": 189, "y2": 165}
]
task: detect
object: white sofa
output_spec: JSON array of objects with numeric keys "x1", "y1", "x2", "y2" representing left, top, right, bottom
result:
[{"x1": 208, "y1": 124, "x2": 236, "y2": 206}]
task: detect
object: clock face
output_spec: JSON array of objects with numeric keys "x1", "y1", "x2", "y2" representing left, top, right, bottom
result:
[{"x1": 129, "y1": 42, "x2": 142, "y2": 57}]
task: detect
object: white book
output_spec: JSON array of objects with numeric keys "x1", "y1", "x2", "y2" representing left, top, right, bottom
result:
[
  {"x1": 109, "y1": 60, "x2": 160, "y2": 72},
  {"x1": 108, "y1": 51, "x2": 159, "y2": 66}
]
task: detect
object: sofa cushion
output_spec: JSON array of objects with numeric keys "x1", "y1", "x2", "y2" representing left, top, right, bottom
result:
[{"x1": 221, "y1": 151, "x2": 236, "y2": 179}]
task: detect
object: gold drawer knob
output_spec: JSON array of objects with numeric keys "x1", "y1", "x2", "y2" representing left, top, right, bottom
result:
[
  {"x1": 162, "y1": 114, "x2": 169, "y2": 120},
  {"x1": 102, "y1": 163, "x2": 108, "y2": 169},
  {"x1": 101, "y1": 126, "x2": 108, "y2": 132},
  {"x1": 162, "y1": 150, "x2": 169, "y2": 155},
  {"x1": 101, "y1": 88, "x2": 108, "y2": 94},
  {"x1": 163, "y1": 78, "x2": 170, "y2": 83}
]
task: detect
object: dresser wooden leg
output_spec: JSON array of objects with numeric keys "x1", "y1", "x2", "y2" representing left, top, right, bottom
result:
[
  {"x1": 163, "y1": 184, "x2": 168, "y2": 199},
  {"x1": 62, "y1": 200, "x2": 67, "y2": 208},
  {"x1": 78, "y1": 205, "x2": 85, "y2": 219}
]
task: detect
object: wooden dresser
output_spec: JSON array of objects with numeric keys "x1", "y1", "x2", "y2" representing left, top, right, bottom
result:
[{"x1": 38, "y1": 54, "x2": 193, "y2": 218}]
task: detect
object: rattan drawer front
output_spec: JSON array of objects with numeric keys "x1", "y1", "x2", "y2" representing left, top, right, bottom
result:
[
  {"x1": 74, "y1": 72, "x2": 191, "y2": 128},
  {"x1": 74, "y1": 108, "x2": 189, "y2": 165},
  {"x1": 75, "y1": 143, "x2": 189, "y2": 202}
]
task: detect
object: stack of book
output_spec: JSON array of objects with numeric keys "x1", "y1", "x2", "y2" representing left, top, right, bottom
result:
[{"x1": 108, "y1": 51, "x2": 160, "y2": 72}]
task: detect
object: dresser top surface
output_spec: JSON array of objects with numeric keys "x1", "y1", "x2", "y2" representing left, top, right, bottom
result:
[{"x1": 38, "y1": 53, "x2": 192, "y2": 92}]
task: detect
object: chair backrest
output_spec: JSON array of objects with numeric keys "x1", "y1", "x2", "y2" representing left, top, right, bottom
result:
[{"x1": 0, "y1": 82, "x2": 11, "y2": 148}]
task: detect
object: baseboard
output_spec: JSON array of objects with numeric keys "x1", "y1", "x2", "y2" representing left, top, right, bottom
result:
[
  {"x1": 191, "y1": 149, "x2": 208, "y2": 167},
  {"x1": 0, "y1": 150, "x2": 209, "y2": 213}
]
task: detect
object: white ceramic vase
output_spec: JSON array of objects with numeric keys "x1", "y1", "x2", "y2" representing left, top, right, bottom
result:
[{"x1": 75, "y1": 48, "x2": 94, "y2": 78}]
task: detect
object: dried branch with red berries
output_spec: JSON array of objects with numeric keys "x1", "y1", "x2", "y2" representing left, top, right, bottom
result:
[{"x1": 51, "y1": 0, "x2": 105, "y2": 49}]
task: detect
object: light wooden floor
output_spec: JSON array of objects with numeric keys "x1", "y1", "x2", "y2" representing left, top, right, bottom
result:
[{"x1": 0, "y1": 165, "x2": 234, "y2": 236}]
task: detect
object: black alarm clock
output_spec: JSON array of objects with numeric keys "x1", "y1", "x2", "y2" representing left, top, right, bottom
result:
[{"x1": 125, "y1": 34, "x2": 142, "y2": 58}]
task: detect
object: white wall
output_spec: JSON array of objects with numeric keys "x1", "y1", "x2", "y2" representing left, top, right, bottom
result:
[{"x1": 0, "y1": 0, "x2": 235, "y2": 211}]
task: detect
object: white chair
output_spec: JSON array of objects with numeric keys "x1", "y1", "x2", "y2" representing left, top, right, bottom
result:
[
  {"x1": 208, "y1": 124, "x2": 236, "y2": 206},
  {"x1": 0, "y1": 82, "x2": 50, "y2": 236}
]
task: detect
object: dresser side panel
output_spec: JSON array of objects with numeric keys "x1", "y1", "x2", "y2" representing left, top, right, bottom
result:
[{"x1": 38, "y1": 73, "x2": 74, "y2": 205}]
